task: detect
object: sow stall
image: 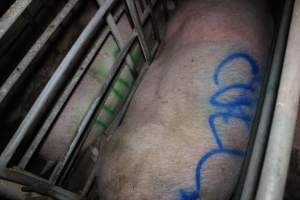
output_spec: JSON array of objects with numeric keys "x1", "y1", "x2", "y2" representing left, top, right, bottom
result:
[{"x1": 0, "y1": 0, "x2": 299, "y2": 199}]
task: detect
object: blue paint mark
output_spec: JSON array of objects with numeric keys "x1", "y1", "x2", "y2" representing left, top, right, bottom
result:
[{"x1": 179, "y1": 51, "x2": 260, "y2": 200}]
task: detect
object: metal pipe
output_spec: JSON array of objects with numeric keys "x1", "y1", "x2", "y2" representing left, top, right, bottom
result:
[
  {"x1": 97, "y1": 0, "x2": 137, "y2": 76},
  {"x1": 17, "y1": 5, "x2": 125, "y2": 170},
  {"x1": 256, "y1": 1, "x2": 300, "y2": 199},
  {"x1": 49, "y1": 35, "x2": 137, "y2": 184},
  {"x1": 0, "y1": 0, "x2": 116, "y2": 166},
  {"x1": 0, "y1": 0, "x2": 33, "y2": 40},
  {"x1": 235, "y1": 0, "x2": 294, "y2": 199},
  {"x1": 18, "y1": 0, "x2": 153, "y2": 169},
  {"x1": 0, "y1": 0, "x2": 81, "y2": 112},
  {"x1": 126, "y1": 0, "x2": 152, "y2": 64}
]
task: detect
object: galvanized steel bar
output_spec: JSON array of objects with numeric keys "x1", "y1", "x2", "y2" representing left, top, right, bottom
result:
[
  {"x1": 0, "y1": 0, "x2": 117, "y2": 166},
  {"x1": 0, "y1": 0, "x2": 33, "y2": 40},
  {"x1": 80, "y1": 166, "x2": 96, "y2": 197},
  {"x1": 256, "y1": 1, "x2": 300, "y2": 199},
  {"x1": 145, "y1": 0, "x2": 161, "y2": 43},
  {"x1": 49, "y1": 35, "x2": 137, "y2": 184},
  {"x1": 238, "y1": 0, "x2": 294, "y2": 199},
  {"x1": 125, "y1": 0, "x2": 152, "y2": 64},
  {"x1": 0, "y1": 167, "x2": 79, "y2": 200},
  {"x1": 97, "y1": 0, "x2": 137, "y2": 76},
  {"x1": 0, "y1": 0, "x2": 81, "y2": 112},
  {"x1": 17, "y1": 30, "x2": 111, "y2": 170}
]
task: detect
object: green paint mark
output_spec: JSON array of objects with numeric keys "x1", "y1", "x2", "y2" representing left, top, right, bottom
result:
[
  {"x1": 95, "y1": 119, "x2": 108, "y2": 128},
  {"x1": 117, "y1": 77, "x2": 130, "y2": 89},
  {"x1": 112, "y1": 87, "x2": 125, "y2": 100},
  {"x1": 103, "y1": 104, "x2": 115, "y2": 116},
  {"x1": 113, "y1": 48, "x2": 121, "y2": 59},
  {"x1": 130, "y1": 50, "x2": 140, "y2": 66}
]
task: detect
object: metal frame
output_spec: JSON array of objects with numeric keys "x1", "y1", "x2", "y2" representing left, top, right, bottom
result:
[
  {"x1": 125, "y1": 0, "x2": 161, "y2": 64},
  {"x1": 233, "y1": 0, "x2": 295, "y2": 199},
  {"x1": 0, "y1": 0, "x2": 173, "y2": 199},
  {"x1": 0, "y1": 0, "x2": 82, "y2": 113},
  {"x1": 255, "y1": 0, "x2": 300, "y2": 199}
]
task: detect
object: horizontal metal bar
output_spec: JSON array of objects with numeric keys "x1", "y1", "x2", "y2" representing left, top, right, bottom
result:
[
  {"x1": 49, "y1": 35, "x2": 137, "y2": 184},
  {"x1": 18, "y1": 5, "x2": 125, "y2": 170},
  {"x1": 0, "y1": 0, "x2": 117, "y2": 166},
  {"x1": 0, "y1": 167, "x2": 80, "y2": 200},
  {"x1": 0, "y1": 0, "x2": 81, "y2": 112}
]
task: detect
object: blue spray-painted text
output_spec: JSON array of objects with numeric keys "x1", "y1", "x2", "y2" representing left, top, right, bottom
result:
[{"x1": 180, "y1": 52, "x2": 260, "y2": 200}]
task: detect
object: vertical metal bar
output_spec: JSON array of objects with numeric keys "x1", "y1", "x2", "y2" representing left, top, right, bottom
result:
[
  {"x1": 0, "y1": 0, "x2": 116, "y2": 166},
  {"x1": 161, "y1": 0, "x2": 169, "y2": 20},
  {"x1": 236, "y1": 1, "x2": 294, "y2": 199},
  {"x1": 256, "y1": 1, "x2": 300, "y2": 199},
  {"x1": 145, "y1": 0, "x2": 161, "y2": 43},
  {"x1": 125, "y1": 0, "x2": 152, "y2": 64},
  {"x1": 97, "y1": 0, "x2": 137, "y2": 76}
]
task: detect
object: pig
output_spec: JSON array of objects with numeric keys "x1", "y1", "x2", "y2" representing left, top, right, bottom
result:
[{"x1": 96, "y1": 0, "x2": 273, "y2": 199}]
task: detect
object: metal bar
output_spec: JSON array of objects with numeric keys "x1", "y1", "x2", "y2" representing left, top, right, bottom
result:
[
  {"x1": 161, "y1": 0, "x2": 169, "y2": 20},
  {"x1": 46, "y1": 1, "x2": 157, "y2": 183},
  {"x1": 145, "y1": 0, "x2": 161, "y2": 43},
  {"x1": 104, "y1": 46, "x2": 150, "y2": 136},
  {"x1": 236, "y1": 1, "x2": 294, "y2": 199},
  {"x1": 17, "y1": 33, "x2": 110, "y2": 170},
  {"x1": 0, "y1": 167, "x2": 80, "y2": 200},
  {"x1": 49, "y1": 35, "x2": 137, "y2": 184},
  {"x1": 96, "y1": 0, "x2": 137, "y2": 76},
  {"x1": 0, "y1": 0, "x2": 33, "y2": 40},
  {"x1": 17, "y1": 5, "x2": 125, "y2": 170},
  {"x1": 256, "y1": 1, "x2": 300, "y2": 199},
  {"x1": 126, "y1": 0, "x2": 152, "y2": 64},
  {"x1": 80, "y1": 166, "x2": 96, "y2": 197},
  {"x1": 18, "y1": 0, "x2": 155, "y2": 169},
  {"x1": 0, "y1": 0, "x2": 116, "y2": 166},
  {"x1": 0, "y1": 0, "x2": 81, "y2": 112}
]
